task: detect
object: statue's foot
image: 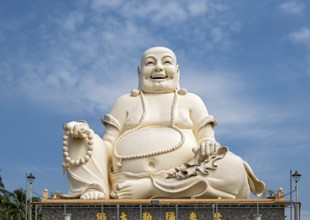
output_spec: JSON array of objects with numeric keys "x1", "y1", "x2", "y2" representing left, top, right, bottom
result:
[
  {"x1": 80, "y1": 190, "x2": 105, "y2": 200},
  {"x1": 111, "y1": 177, "x2": 155, "y2": 199}
]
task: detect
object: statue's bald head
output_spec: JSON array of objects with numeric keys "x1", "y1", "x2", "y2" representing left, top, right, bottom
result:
[
  {"x1": 138, "y1": 46, "x2": 180, "y2": 93},
  {"x1": 140, "y1": 47, "x2": 177, "y2": 67}
]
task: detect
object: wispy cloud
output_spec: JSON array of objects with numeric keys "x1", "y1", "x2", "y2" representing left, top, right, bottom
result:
[
  {"x1": 288, "y1": 27, "x2": 310, "y2": 74},
  {"x1": 62, "y1": 11, "x2": 85, "y2": 31},
  {"x1": 15, "y1": 61, "x2": 137, "y2": 115},
  {"x1": 91, "y1": 0, "x2": 123, "y2": 10},
  {"x1": 188, "y1": 1, "x2": 209, "y2": 16},
  {"x1": 90, "y1": 0, "x2": 230, "y2": 26},
  {"x1": 278, "y1": 1, "x2": 305, "y2": 15},
  {"x1": 0, "y1": 0, "x2": 239, "y2": 115},
  {"x1": 91, "y1": 0, "x2": 188, "y2": 24},
  {"x1": 180, "y1": 69, "x2": 293, "y2": 142},
  {"x1": 289, "y1": 27, "x2": 310, "y2": 46}
]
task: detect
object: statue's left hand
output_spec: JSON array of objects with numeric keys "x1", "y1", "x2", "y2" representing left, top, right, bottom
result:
[{"x1": 199, "y1": 138, "x2": 221, "y2": 158}]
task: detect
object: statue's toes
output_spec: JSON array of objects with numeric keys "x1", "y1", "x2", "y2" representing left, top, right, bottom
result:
[
  {"x1": 116, "y1": 183, "x2": 123, "y2": 190},
  {"x1": 116, "y1": 182, "x2": 131, "y2": 190},
  {"x1": 110, "y1": 191, "x2": 119, "y2": 199},
  {"x1": 80, "y1": 193, "x2": 89, "y2": 200},
  {"x1": 116, "y1": 191, "x2": 131, "y2": 199},
  {"x1": 80, "y1": 191, "x2": 105, "y2": 200},
  {"x1": 95, "y1": 191, "x2": 105, "y2": 199}
]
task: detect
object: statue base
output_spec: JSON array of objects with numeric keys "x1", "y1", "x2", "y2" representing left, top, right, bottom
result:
[{"x1": 35, "y1": 199, "x2": 289, "y2": 220}]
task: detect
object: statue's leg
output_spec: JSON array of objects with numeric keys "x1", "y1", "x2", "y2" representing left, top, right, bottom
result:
[
  {"x1": 62, "y1": 134, "x2": 110, "y2": 199},
  {"x1": 110, "y1": 172, "x2": 241, "y2": 199},
  {"x1": 151, "y1": 152, "x2": 250, "y2": 199},
  {"x1": 110, "y1": 152, "x2": 251, "y2": 199},
  {"x1": 198, "y1": 151, "x2": 251, "y2": 199}
]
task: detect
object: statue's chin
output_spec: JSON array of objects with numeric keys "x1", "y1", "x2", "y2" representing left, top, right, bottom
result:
[
  {"x1": 139, "y1": 80, "x2": 179, "y2": 94},
  {"x1": 142, "y1": 89, "x2": 176, "y2": 94}
]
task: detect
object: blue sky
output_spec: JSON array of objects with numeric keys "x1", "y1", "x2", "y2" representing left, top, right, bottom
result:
[{"x1": 1, "y1": 0, "x2": 309, "y2": 217}]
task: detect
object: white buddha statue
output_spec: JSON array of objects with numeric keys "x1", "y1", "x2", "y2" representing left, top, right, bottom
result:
[{"x1": 61, "y1": 47, "x2": 265, "y2": 200}]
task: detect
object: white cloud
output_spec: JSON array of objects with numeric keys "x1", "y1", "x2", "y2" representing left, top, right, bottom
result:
[
  {"x1": 210, "y1": 3, "x2": 228, "y2": 12},
  {"x1": 120, "y1": 1, "x2": 188, "y2": 25},
  {"x1": 0, "y1": 0, "x2": 239, "y2": 118},
  {"x1": 188, "y1": 1, "x2": 208, "y2": 16},
  {"x1": 180, "y1": 68, "x2": 294, "y2": 143},
  {"x1": 152, "y1": 2, "x2": 187, "y2": 24},
  {"x1": 210, "y1": 27, "x2": 225, "y2": 44},
  {"x1": 91, "y1": 0, "x2": 123, "y2": 10},
  {"x1": 278, "y1": 1, "x2": 304, "y2": 15},
  {"x1": 289, "y1": 28, "x2": 310, "y2": 75},
  {"x1": 229, "y1": 21, "x2": 241, "y2": 32},
  {"x1": 15, "y1": 60, "x2": 137, "y2": 115},
  {"x1": 63, "y1": 11, "x2": 85, "y2": 31},
  {"x1": 181, "y1": 70, "x2": 262, "y2": 124},
  {"x1": 289, "y1": 27, "x2": 310, "y2": 45},
  {"x1": 88, "y1": 0, "x2": 231, "y2": 27}
]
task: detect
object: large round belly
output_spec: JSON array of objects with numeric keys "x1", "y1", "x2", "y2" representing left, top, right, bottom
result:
[{"x1": 113, "y1": 127, "x2": 197, "y2": 173}]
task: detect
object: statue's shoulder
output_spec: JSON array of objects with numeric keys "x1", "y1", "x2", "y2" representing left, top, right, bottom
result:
[
  {"x1": 181, "y1": 92, "x2": 203, "y2": 101},
  {"x1": 179, "y1": 92, "x2": 206, "y2": 109},
  {"x1": 184, "y1": 92, "x2": 200, "y2": 98},
  {"x1": 114, "y1": 92, "x2": 140, "y2": 105}
]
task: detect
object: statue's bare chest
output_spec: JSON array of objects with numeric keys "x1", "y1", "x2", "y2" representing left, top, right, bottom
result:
[{"x1": 124, "y1": 94, "x2": 192, "y2": 129}]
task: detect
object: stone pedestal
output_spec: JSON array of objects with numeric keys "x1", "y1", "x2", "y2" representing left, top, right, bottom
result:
[{"x1": 34, "y1": 199, "x2": 289, "y2": 220}]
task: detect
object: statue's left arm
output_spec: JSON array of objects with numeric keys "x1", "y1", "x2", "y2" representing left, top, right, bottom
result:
[{"x1": 188, "y1": 93, "x2": 220, "y2": 159}]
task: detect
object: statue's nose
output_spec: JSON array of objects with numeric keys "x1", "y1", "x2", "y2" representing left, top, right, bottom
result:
[{"x1": 154, "y1": 64, "x2": 163, "y2": 72}]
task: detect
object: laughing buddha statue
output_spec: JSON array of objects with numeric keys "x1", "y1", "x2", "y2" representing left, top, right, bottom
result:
[{"x1": 61, "y1": 47, "x2": 265, "y2": 200}]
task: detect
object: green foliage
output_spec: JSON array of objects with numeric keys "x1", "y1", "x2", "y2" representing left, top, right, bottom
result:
[
  {"x1": 1, "y1": 188, "x2": 26, "y2": 220},
  {"x1": 0, "y1": 186, "x2": 41, "y2": 220}
]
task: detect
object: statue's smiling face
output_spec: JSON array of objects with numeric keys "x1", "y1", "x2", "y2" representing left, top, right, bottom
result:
[{"x1": 139, "y1": 47, "x2": 180, "y2": 93}]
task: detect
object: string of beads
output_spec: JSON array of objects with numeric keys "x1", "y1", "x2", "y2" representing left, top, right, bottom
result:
[
  {"x1": 62, "y1": 128, "x2": 94, "y2": 168},
  {"x1": 113, "y1": 90, "x2": 185, "y2": 168}
]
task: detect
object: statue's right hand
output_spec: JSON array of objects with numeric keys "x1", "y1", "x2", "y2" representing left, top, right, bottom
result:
[{"x1": 63, "y1": 120, "x2": 90, "y2": 139}]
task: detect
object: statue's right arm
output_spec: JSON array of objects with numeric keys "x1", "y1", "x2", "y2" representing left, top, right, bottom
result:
[
  {"x1": 102, "y1": 124, "x2": 119, "y2": 157},
  {"x1": 102, "y1": 94, "x2": 132, "y2": 152},
  {"x1": 62, "y1": 120, "x2": 111, "y2": 199},
  {"x1": 106, "y1": 94, "x2": 130, "y2": 127},
  {"x1": 62, "y1": 95, "x2": 131, "y2": 200}
]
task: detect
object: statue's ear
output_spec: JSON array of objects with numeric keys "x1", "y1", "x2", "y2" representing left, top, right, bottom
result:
[
  {"x1": 137, "y1": 66, "x2": 141, "y2": 90},
  {"x1": 137, "y1": 66, "x2": 141, "y2": 76},
  {"x1": 176, "y1": 65, "x2": 181, "y2": 90}
]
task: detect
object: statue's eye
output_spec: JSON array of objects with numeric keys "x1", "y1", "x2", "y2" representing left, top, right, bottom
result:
[
  {"x1": 163, "y1": 57, "x2": 173, "y2": 65},
  {"x1": 146, "y1": 61, "x2": 155, "y2": 66}
]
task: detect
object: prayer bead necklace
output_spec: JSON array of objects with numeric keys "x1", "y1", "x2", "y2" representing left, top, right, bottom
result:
[{"x1": 113, "y1": 90, "x2": 185, "y2": 168}]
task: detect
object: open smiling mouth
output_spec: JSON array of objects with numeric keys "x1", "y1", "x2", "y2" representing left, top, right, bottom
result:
[{"x1": 150, "y1": 76, "x2": 168, "y2": 80}]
